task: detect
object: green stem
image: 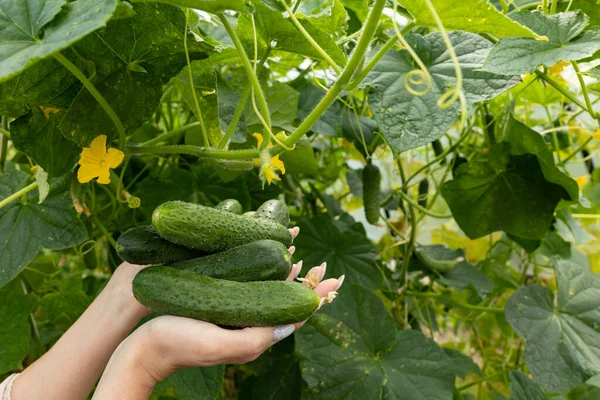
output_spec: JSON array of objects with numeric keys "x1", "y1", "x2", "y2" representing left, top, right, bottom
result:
[
  {"x1": 91, "y1": 215, "x2": 117, "y2": 248},
  {"x1": 140, "y1": 122, "x2": 200, "y2": 147},
  {"x1": 560, "y1": 136, "x2": 594, "y2": 165},
  {"x1": 396, "y1": 189, "x2": 452, "y2": 218},
  {"x1": 218, "y1": 86, "x2": 250, "y2": 149},
  {"x1": 0, "y1": 127, "x2": 10, "y2": 139},
  {"x1": 127, "y1": 144, "x2": 258, "y2": 160},
  {"x1": 536, "y1": 70, "x2": 589, "y2": 112},
  {"x1": 1, "y1": 117, "x2": 9, "y2": 174},
  {"x1": 398, "y1": 159, "x2": 418, "y2": 288},
  {"x1": 457, "y1": 370, "x2": 509, "y2": 391},
  {"x1": 406, "y1": 292, "x2": 504, "y2": 313},
  {"x1": 542, "y1": 0, "x2": 548, "y2": 13},
  {"x1": 273, "y1": 0, "x2": 386, "y2": 151},
  {"x1": 0, "y1": 181, "x2": 38, "y2": 209},
  {"x1": 550, "y1": 0, "x2": 557, "y2": 14},
  {"x1": 54, "y1": 53, "x2": 126, "y2": 150},
  {"x1": 281, "y1": 0, "x2": 341, "y2": 74},
  {"x1": 572, "y1": 61, "x2": 597, "y2": 119},
  {"x1": 184, "y1": 9, "x2": 210, "y2": 147},
  {"x1": 218, "y1": 14, "x2": 271, "y2": 128}
]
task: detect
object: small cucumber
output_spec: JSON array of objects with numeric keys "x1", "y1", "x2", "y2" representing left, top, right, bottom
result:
[
  {"x1": 253, "y1": 199, "x2": 290, "y2": 227},
  {"x1": 171, "y1": 240, "x2": 292, "y2": 282},
  {"x1": 214, "y1": 199, "x2": 243, "y2": 214},
  {"x1": 152, "y1": 201, "x2": 292, "y2": 252},
  {"x1": 116, "y1": 225, "x2": 204, "y2": 265},
  {"x1": 133, "y1": 266, "x2": 320, "y2": 327},
  {"x1": 362, "y1": 163, "x2": 381, "y2": 224}
]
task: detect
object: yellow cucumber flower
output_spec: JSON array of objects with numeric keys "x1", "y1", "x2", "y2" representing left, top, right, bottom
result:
[
  {"x1": 253, "y1": 133, "x2": 286, "y2": 186},
  {"x1": 77, "y1": 135, "x2": 124, "y2": 184}
]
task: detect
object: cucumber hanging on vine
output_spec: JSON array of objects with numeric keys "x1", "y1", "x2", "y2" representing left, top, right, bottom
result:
[{"x1": 362, "y1": 162, "x2": 381, "y2": 225}]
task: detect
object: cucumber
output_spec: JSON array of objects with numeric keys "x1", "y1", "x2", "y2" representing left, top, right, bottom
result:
[
  {"x1": 133, "y1": 266, "x2": 320, "y2": 327},
  {"x1": 243, "y1": 211, "x2": 256, "y2": 218},
  {"x1": 116, "y1": 225, "x2": 204, "y2": 265},
  {"x1": 362, "y1": 163, "x2": 381, "y2": 224},
  {"x1": 171, "y1": 240, "x2": 292, "y2": 282},
  {"x1": 152, "y1": 201, "x2": 292, "y2": 252},
  {"x1": 214, "y1": 199, "x2": 243, "y2": 214},
  {"x1": 253, "y1": 199, "x2": 290, "y2": 227}
]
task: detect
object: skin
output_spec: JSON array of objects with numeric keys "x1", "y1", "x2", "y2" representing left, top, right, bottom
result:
[{"x1": 11, "y1": 227, "x2": 343, "y2": 400}]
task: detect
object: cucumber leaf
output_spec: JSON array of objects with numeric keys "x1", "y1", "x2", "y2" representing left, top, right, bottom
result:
[
  {"x1": 294, "y1": 214, "x2": 381, "y2": 289},
  {"x1": 167, "y1": 366, "x2": 225, "y2": 399},
  {"x1": 366, "y1": 31, "x2": 520, "y2": 153},
  {"x1": 509, "y1": 371, "x2": 547, "y2": 400},
  {"x1": 397, "y1": 0, "x2": 538, "y2": 38},
  {"x1": 0, "y1": 0, "x2": 118, "y2": 82},
  {"x1": 296, "y1": 284, "x2": 455, "y2": 400},
  {"x1": 0, "y1": 287, "x2": 38, "y2": 374},
  {"x1": 11, "y1": 109, "x2": 80, "y2": 178},
  {"x1": 442, "y1": 116, "x2": 576, "y2": 240},
  {"x1": 505, "y1": 259, "x2": 600, "y2": 392},
  {"x1": 443, "y1": 348, "x2": 482, "y2": 379},
  {"x1": 482, "y1": 11, "x2": 600, "y2": 75},
  {"x1": 130, "y1": 0, "x2": 246, "y2": 13}
]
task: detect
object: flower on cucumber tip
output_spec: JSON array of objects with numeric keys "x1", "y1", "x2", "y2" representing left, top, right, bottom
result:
[
  {"x1": 253, "y1": 133, "x2": 285, "y2": 186},
  {"x1": 77, "y1": 135, "x2": 124, "y2": 184}
]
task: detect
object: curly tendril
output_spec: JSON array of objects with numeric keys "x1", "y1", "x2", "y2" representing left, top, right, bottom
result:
[{"x1": 392, "y1": 0, "x2": 432, "y2": 96}]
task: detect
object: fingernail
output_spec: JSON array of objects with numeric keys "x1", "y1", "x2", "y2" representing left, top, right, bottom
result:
[
  {"x1": 335, "y1": 275, "x2": 345, "y2": 291},
  {"x1": 273, "y1": 324, "x2": 295, "y2": 342},
  {"x1": 289, "y1": 246, "x2": 296, "y2": 255},
  {"x1": 294, "y1": 260, "x2": 303, "y2": 279},
  {"x1": 319, "y1": 262, "x2": 327, "y2": 281},
  {"x1": 291, "y1": 227, "x2": 300, "y2": 239}
]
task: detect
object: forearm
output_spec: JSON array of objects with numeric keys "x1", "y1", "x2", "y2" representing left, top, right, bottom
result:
[{"x1": 12, "y1": 264, "x2": 150, "y2": 400}]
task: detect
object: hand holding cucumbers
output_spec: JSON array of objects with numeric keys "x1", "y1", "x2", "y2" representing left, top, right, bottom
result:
[{"x1": 116, "y1": 199, "x2": 342, "y2": 327}]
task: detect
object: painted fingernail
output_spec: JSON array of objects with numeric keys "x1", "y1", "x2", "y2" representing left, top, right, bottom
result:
[
  {"x1": 335, "y1": 275, "x2": 345, "y2": 291},
  {"x1": 289, "y1": 246, "x2": 296, "y2": 255},
  {"x1": 294, "y1": 260, "x2": 303, "y2": 279},
  {"x1": 290, "y1": 227, "x2": 300, "y2": 239},
  {"x1": 319, "y1": 262, "x2": 327, "y2": 281},
  {"x1": 273, "y1": 324, "x2": 295, "y2": 342}
]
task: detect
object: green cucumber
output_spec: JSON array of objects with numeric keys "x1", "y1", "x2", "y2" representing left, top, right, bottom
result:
[
  {"x1": 152, "y1": 201, "x2": 292, "y2": 252},
  {"x1": 214, "y1": 199, "x2": 243, "y2": 214},
  {"x1": 116, "y1": 225, "x2": 204, "y2": 265},
  {"x1": 171, "y1": 240, "x2": 292, "y2": 281},
  {"x1": 133, "y1": 266, "x2": 320, "y2": 327},
  {"x1": 362, "y1": 163, "x2": 381, "y2": 224},
  {"x1": 253, "y1": 199, "x2": 290, "y2": 226},
  {"x1": 243, "y1": 211, "x2": 256, "y2": 218}
]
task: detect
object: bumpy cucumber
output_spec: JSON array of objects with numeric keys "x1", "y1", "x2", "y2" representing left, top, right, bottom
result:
[
  {"x1": 243, "y1": 211, "x2": 256, "y2": 218},
  {"x1": 152, "y1": 201, "x2": 292, "y2": 252},
  {"x1": 215, "y1": 199, "x2": 243, "y2": 214},
  {"x1": 171, "y1": 240, "x2": 292, "y2": 282},
  {"x1": 362, "y1": 163, "x2": 381, "y2": 224},
  {"x1": 116, "y1": 225, "x2": 204, "y2": 265},
  {"x1": 253, "y1": 199, "x2": 290, "y2": 227},
  {"x1": 133, "y1": 266, "x2": 320, "y2": 327}
]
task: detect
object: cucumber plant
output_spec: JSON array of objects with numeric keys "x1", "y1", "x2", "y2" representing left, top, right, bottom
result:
[{"x1": 1, "y1": 0, "x2": 600, "y2": 398}]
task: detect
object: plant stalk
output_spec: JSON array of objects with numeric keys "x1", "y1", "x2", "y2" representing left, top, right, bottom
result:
[{"x1": 0, "y1": 182, "x2": 38, "y2": 209}]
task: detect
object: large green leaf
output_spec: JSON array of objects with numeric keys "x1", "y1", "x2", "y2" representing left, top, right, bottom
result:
[
  {"x1": 0, "y1": 0, "x2": 118, "y2": 82},
  {"x1": 441, "y1": 116, "x2": 576, "y2": 240},
  {"x1": 172, "y1": 59, "x2": 222, "y2": 147},
  {"x1": 296, "y1": 284, "x2": 455, "y2": 400},
  {"x1": 443, "y1": 348, "x2": 481, "y2": 379},
  {"x1": 0, "y1": 287, "x2": 38, "y2": 374},
  {"x1": 294, "y1": 214, "x2": 381, "y2": 289},
  {"x1": 130, "y1": 0, "x2": 246, "y2": 13},
  {"x1": 246, "y1": 81, "x2": 299, "y2": 132},
  {"x1": 0, "y1": 170, "x2": 88, "y2": 287},
  {"x1": 558, "y1": 0, "x2": 600, "y2": 29},
  {"x1": 167, "y1": 366, "x2": 225, "y2": 399},
  {"x1": 237, "y1": 2, "x2": 346, "y2": 67},
  {"x1": 397, "y1": 0, "x2": 537, "y2": 38},
  {"x1": 365, "y1": 31, "x2": 520, "y2": 153},
  {"x1": 11, "y1": 109, "x2": 80, "y2": 178},
  {"x1": 482, "y1": 11, "x2": 600, "y2": 75},
  {"x1": 505, "y1": 259, "x2": 600, "y2": 392},
  {"x1": 0, "y1": 54, "x2": 85, "y2": 118},
  {"x1": 57, "y1": 3, "x2": 213, "y2": 146},
  {"x1": 509, "y1": 371, "x2": 547, "y2": 400},
  {"x1": 41, "y1": 275, "x2": 90, "y2": 330}
]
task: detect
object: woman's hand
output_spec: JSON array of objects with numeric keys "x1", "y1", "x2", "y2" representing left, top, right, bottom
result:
[
  {"x1": 92, "y1": 260, "x2": 343, "y2": 400},
  {"x1": 11, "y1": 262, "x2": 151, "y2": 400}
]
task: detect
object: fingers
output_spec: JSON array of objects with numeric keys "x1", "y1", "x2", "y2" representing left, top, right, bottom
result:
[
  {"x1": 297, "y1": 262, "x2": 326, "y2": 289},
  {"x1": 288, "y1": 245, "x2": 295, "y2": 255}
]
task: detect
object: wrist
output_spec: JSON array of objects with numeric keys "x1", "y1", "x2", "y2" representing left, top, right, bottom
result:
[{"x1": 102, "y1": 263, "x2": 151, "y2": 321}]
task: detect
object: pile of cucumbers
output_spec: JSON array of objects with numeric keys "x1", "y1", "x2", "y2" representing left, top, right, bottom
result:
[{"x1": 116, "y1": 199, "x2": 322, "y2": 327}]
